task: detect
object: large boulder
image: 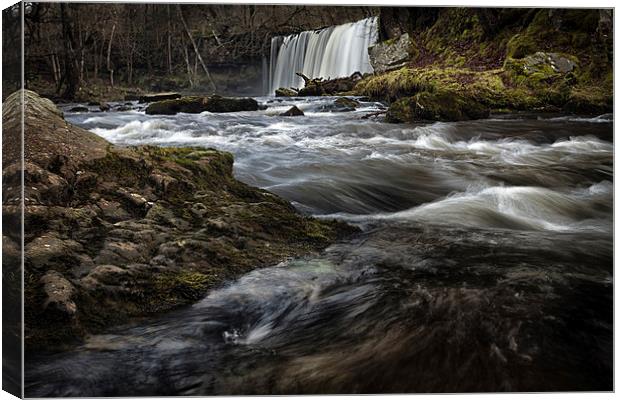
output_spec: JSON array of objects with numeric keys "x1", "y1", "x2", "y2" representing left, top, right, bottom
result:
[
  {"x1": 386, "y1": 91, "x2": 490, "y2": 123},
  {"x1": 368, "y1": 33, "x2": 413, "y2": 74},
  {"x1": 3, "y1": 90, "x2": 356, "y2": 350},
  {"x1": 145, "y1": 95, "x2": 259, "y2": 115}
]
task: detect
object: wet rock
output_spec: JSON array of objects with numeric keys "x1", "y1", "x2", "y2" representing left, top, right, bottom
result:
[
  {"x1": 369, "y1": 33, "x2": 413, "y2": 74},
  {"x1": 25, "y1": 233, "x2": 83, "y2": 270},
  {"x1": 280, "y1": 106, "x2": 305, "y2": 116},
  {"x1": 321, "y1": 97, "x2": 361, "y2": 112},
  {"x1": 145, "y1": 95, "x2": 259, "y2": 115},
  {"x1": 97, "y1": 199, "x2": 131, "y2": 222},
  {"x1": 275, "y1": 88, "x2": 298, "y2": 97},
  {"x1": 80, "y1": 264, "x2": 131, "y2": 289},
  {"x1": 39, "y1": 271, "x2": 77, "y2": 318},
  {"x1": 386, "y1": 91, "x2": 490, "y2": 123},
  {"x1": 5, "y1": 162, "x2": 69, "y2": 205},
  {"x1": 98, "y1": 102, "x2": 111, "y2": 112},
  {"x1": 94, "y1": 240, "x2": 145, "y2": 265},
  {"x1": 334, "y1": 97, "x2": 361, "y2": 108},
  {"x1": 138, "y1": 92, "x2": 181, "y2": 103}
]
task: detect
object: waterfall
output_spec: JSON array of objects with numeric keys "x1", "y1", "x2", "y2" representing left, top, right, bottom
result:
[
  {"x1": 261, "y1": 55, "x2": 269, "y2": 95},
  {"x1": 268, "y1": 17, "x2": 378, "y2": 94}
]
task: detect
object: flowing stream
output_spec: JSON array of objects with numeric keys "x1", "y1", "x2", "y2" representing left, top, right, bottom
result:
[{"x1": 26, "y1": 97, "x2": 613, "y2": 395}]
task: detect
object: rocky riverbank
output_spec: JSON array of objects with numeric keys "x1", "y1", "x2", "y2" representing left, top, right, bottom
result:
[{"x1": 3, "y1": 90, "x2": 357, "y2": 350}]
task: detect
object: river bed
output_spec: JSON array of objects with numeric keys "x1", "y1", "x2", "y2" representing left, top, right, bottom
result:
[{"x1": 26, "y1": 97, "x2": 613, "y2": 395}]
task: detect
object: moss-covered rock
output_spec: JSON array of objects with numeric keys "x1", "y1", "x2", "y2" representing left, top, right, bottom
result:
[
  {"x1": 146, "y1": 95, "x2": 259, "y2": 115},
  {"x1": 563, "y1": 86, "x2": 613, "y2": 114},
  {"x1": 4, "y1": 90, "x2": 357, "y2": 351},
  {"x1": 138, "y1": 92, "x2": 181, "y2": 103},
  {"x1": 386, "y1": 91, "x2": 489, "y2": 123}
]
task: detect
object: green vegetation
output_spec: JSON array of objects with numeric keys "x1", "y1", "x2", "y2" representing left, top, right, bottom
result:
[{"x1": 355, "y1": 8, "x2": 612, "y2": 122}]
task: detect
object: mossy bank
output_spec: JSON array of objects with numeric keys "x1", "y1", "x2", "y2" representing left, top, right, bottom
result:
[
  {"x1": 351, "y1": 8, "x2": 612, "y2": 122},
  {"x1": 2, "y1": 90, "x2": 358, "y2": 351}
]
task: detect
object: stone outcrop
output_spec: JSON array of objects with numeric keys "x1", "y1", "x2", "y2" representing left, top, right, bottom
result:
[
  {"x1": 386, "y1": 91, "x2": 489, "y2": 123},
  {"x1": 506, "y1": 52, "x2": 577, "y2": 76},
  {"x1": 3, "y1": 90, "x2": 356, "y2": 350},
  {"x1": 279, "y1": 106, "x2": 304, "y2": 116},
  {"x1": 138, "y1": 92, "x2": 182, "y2": 103},
  {"x1": 145, "y1": 95, "x2": 259, "y2": 115},
  {"x1": 368, "y1": 33, "x2": 413, "y2": 74}
]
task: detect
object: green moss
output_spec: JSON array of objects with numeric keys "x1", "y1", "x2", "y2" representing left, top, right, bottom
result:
[
  {"x1": 564, "y1": 86, "x2": 613, "y2": 114},
  {"x1": 386, "y1": 90, "x2": 489, "y2": 123},
  {"x1": 155, "y1": 270, "x2": 216, "y2": 301},
  {"x1": 506, "y1": 33, "x2": 537, "y2": 59},
  {"x1": 87, "y1": 151, "x2": 150, "y2": 186}
]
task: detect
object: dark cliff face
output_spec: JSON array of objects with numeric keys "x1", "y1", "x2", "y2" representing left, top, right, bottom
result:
[{"x1": 3, "y1": 90, "x2": 357, "y2": 351}]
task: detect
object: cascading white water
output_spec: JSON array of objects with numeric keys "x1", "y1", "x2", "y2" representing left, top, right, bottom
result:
[{"x1": 268, "y1": 17, "x2": 378, "y2": 94}]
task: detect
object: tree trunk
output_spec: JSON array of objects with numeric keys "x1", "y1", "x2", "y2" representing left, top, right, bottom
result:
[
  {"x1": 59, "y1": 3, "x2": 79, "y2": 99},
  {"x1": 177, "y1": 5, "x2": 216, "y2": 92},
  {"x1": 183, "y1": 44, "x2": 194, "y2": 88},
  {"x1": 167, "y1": 5, "x2": 173, "y2": 74},
  {"x1": 106, "y1": 24, "x2": 116, "y2": 87}
]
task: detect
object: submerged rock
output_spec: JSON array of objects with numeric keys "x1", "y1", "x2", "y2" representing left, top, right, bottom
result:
[
  {"x1": 145, "y1": 95, "x2": 259, "y2": 115},
  {"x1": 320, "y1": 97, "x2": 362, "y2": 112},
  {"x1": 4, "y1": 90, "x2": 356, "y2": 350},
  {"x1": 280, "y1": 106, "x2": 304, "y2": 116}
]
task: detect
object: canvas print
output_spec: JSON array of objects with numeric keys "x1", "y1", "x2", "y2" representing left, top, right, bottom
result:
[{"x1": 1, "y1": 2, "x2": 614, "y2": 397}]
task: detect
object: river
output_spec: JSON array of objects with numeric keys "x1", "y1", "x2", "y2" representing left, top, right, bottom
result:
[{"x1": 26, "y1": 97, "x2": 613, "y2": 395}]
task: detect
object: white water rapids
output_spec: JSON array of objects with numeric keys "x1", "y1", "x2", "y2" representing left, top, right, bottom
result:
[
  {"x1": 268, "y1": 17, "x2": 378, "y2": 93},
  {"x1": 26, "y1": 99, "x2": 613, "y2": 396}
]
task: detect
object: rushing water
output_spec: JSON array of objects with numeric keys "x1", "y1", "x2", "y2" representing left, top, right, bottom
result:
[
  {"x1": 269, "y1": 17, "x2": 378, "y2": 93},
  {"x1": 26, "y1": 98, "x2": 613, "y2": 395}
]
